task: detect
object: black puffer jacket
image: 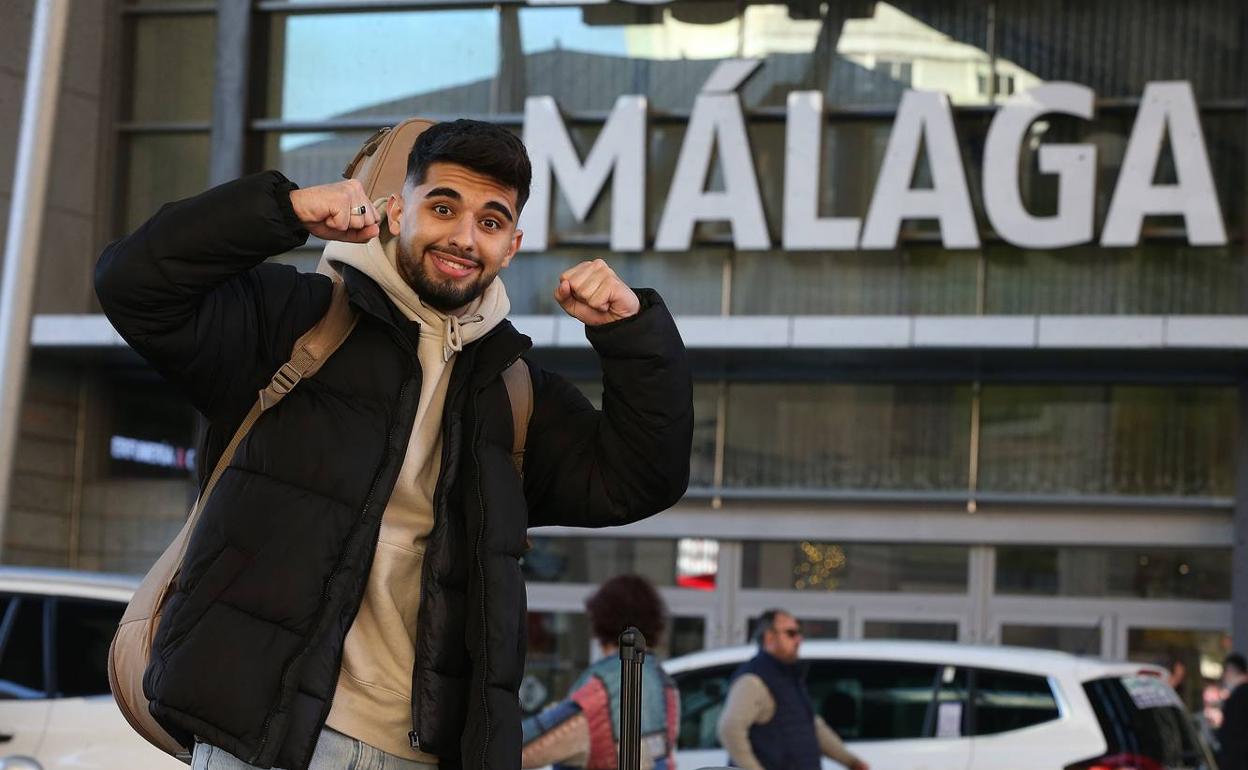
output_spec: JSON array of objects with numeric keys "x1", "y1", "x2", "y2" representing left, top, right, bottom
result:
[{"x1": 94, "y1": 171, "x2": 693, "y2": 770}]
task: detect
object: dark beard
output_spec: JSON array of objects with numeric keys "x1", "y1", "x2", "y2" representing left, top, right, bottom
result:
[{"x1": 399, "y1": 243, "x2": 489, "y2": 312}]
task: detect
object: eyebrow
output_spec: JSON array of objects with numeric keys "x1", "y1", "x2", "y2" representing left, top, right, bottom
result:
[{"x1": 425, "y1": 186, "x2": 514, "y2": 223}]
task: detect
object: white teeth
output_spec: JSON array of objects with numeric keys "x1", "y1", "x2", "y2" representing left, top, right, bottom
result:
[{"x1": 436, "y1": 255, "x2": 471, "y2": 271}]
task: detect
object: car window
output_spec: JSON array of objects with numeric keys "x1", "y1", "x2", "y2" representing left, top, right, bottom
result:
[
  {"x1": 807, "y1": 660, "x2": 940, "y2": 741},
  {"x1": 0, "y1": 595, "x2": 47, "y2": 699},
  {"x1": 971, "y1": 668, "x2": 1060, "y2": 735},
  {"x1": 674, "y1": 664, "x2": 735, "y2": 749},
  {"x1": 930, "y1": 665, "x2": 970, "y2": 738},
  {"x1": 1082, "y1": 676, "x2": 1209, "y2": 770},
  {"x1": 54, "y1": 598, "x2": 125, "y2": 697}
]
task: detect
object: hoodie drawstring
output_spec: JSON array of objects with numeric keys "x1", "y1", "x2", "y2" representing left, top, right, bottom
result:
[{"x1": 443, "y1": 313, "x2": 484, "y2": 362}]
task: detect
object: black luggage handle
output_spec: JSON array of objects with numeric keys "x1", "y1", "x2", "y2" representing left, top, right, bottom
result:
[{"x1": 618, "y1": 626, "x2": 647, "y2": 770}]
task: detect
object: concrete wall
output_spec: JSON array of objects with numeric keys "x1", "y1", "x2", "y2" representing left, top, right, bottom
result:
[
  {"x1": 1, "y1": 0, "x2": 119, "y2": 316},
  {"x1": 5, "y1": 357, "x2": 79, "y2": 566},
  {"x1": 1, "y1": 2, "x2": 143, "y2": 570},
  {"x1": 4, "y1": 353, "x2": 196, "y2": 572}
]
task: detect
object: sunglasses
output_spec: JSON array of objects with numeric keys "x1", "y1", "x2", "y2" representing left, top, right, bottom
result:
[{"x1": 777, "y1": 628, "x2": 803, "y2": 639}]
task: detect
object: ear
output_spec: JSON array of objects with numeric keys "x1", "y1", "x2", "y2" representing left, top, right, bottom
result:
[
  {"x1": 386, "y1": 193, "x2": 404, "y2": 237},
  {"x1": 501, "y1": 229, "x2": 523, "y2": 269}
]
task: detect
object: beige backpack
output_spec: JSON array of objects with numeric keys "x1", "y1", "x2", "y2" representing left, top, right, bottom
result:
[{"x1": 107, "y1": 118, "x2": 534, "y2": 760}]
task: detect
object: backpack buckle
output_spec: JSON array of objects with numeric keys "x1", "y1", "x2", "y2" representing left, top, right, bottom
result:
[{"x1": 270, "y1": 361, "x2": 302, "y2": 395}]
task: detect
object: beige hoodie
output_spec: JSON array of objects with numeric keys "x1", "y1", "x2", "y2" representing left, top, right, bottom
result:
[{"x1": 319, "y1": 212, "x2": 510, "y2": 763}]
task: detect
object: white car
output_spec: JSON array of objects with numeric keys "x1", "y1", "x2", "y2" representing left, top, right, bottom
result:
[
  {"x1": 0, "y1": 567, "x2": 183, "y2": 770},
  {"x1": 665, "y1": 640, "x2": 1218, "y2": 770}
]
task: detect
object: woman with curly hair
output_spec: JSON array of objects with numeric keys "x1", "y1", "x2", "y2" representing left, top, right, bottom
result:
[{"x1": 521, "y1": 575, "x2": 680, "y2": 770}]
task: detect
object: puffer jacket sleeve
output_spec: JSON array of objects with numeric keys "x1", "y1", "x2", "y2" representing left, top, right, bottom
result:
[
  {"x1": 523, "y1": 288, "x2": 693, "y2": 528},
  {"x1": 94, "y1": 170, "x2": 332, "y2": 425}
]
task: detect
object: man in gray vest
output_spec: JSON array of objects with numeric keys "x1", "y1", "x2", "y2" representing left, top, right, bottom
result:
[{"x1": 717, "y1": 610, "x2": 867, "y2": 770}]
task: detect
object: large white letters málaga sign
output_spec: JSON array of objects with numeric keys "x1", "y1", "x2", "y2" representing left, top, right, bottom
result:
[{"x1": 518, "y1": 78, "x2": 1227, "y2": 252}]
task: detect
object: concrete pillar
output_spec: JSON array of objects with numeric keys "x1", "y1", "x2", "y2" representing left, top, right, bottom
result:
[{"x1": 209, "y1": 0, "x2": 251, "y2": 185}]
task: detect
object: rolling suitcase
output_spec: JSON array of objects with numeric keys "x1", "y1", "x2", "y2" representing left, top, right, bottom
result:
[{"x1": 617, "y1": 626, "x2": 647, "y2": 770}]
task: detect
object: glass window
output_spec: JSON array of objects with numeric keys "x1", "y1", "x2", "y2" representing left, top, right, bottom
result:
[
  {"x1": 261, "y1": 10, "x2": 501, "y2": 121},
  {"x1": 675, "y1": 659, "x2": 941, "y2": 748},
  {"x1": 971, "y1": 669, "x2": 1059, "y2": 736},
  {"x1": 1083, "y1": 676, "x2": 1209, "y2": 767},
  {"x1": 1000, "y1": 624, "x2": 1102, "y2": 656},
  {"x1": 932, "y1": 665, "x2": 970, "y2": 738},
  {"x1": 979, "y1": 385, "x2": 1236, "y2": 497},
  {"x1": 995, "y1": 546, "x2": 1232, "y2": 601},
  {"x1": 807, "y1": 660, "x2": 939, "y2": 741},
  {"x1": 733, "y1": 247, "x2": 980, "y2": 315},
  {"x1": 104, "y1": 375, "x2": 197, "y2": 479},
  {"x1": 522, "y1": 610, "x2": 590, "y2": 715},
  {"x1": 863, "y1": 620, "x2": 959, "y2": 642},
  {"x1": 0, "y1": 596, "x2": 46, "y2": 699},
  {"x1": 1126, "y1": 627, "x2": 1230, "y2": 713},
  {"x1": 505, "y1": 248, "x2": 724, "y2": 316},
  {"x1": 123, "y1": 133, "x2": 211, "y2": 235},
  {"x1": 745, "y1": 616, "x2": 841, "y2": 643},
  {"x1": 742, "y1": 541, "x2": 969, "y2": 593},
  {"x1": 724, "y1": 383, "x2": 972, "y2": 491},
  {"x1": 517, "y1": 1, "x2": 988, "y2": 112},
  {"x1": 985, "y1": 244, "x2": 1247, "y2": 315},
  {"x1": 127, "y1": 15, "x2": 215, "y2": 122},
  {"x1": 664, "y1": 616, "x2": 706, "y2": 661},
  {"x1": 993, "y1": 0, "x2": 1244, "y2": 101},
  {"x1": 261, "y1": 131, "x2": 375, "y2": 190},
  {"x1": 53, "y1": 599, "x2": 125, "y2": 697},
  {"x1": 674, "y1": 664, "x2": 735, "y2": 750},
  {"x1": 522, "y1": 537, "x2": 681, "y2": 586}
]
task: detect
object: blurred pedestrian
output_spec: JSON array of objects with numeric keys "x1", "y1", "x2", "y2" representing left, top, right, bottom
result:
[
  {"x1": 520, "y1": 575, "x2": 680, "y2": 769},
  {"x1": 717, "y1": 610, "x2": 868, "y2": 770},
  {"x1": 1218, "y1": 653, "x2": 1248, "y2": 770},
  {"x1": 1165, "y1": 650, "x2": 1187, "y2": 692}
]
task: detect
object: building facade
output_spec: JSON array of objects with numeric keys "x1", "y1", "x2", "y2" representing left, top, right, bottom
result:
[{"x1": 1, "y1": 0, "x2": 1244, "y2": 714}]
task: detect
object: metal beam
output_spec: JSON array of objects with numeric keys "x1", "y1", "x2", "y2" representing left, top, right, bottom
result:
[
  {"x1": 0, "y1": 0, "x2": 71, "y2": 558},
  {"x1": 1234, "y1": 379, "x2": 1248, "y2": 648},
  {"x1": 209, "y1": 0, "x2": 251, "y2": 185}
]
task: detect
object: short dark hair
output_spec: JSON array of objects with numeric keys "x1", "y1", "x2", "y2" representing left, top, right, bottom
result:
[
  {"x1": 405, "y1": 119, "x2": 532, "y2": 212},
  {"x1": 1227, "y1": 652, "x2": 1248, "y2": 675},
  {"x1": 753, "y1": 608, "x2": 791, "y2": 646},
  {"x1": 585, "y1": 574, "x2": 667, "y2": 648}
]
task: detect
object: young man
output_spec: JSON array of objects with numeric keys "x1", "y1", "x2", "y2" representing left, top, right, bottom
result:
[
  {"x1": 717, "y1": 610, "x2": 868, "y2": 770},
  {"x1": 1219, "y1": 653, "x2": 1248, "y2": 770},
  {"x1": 95, "y1": 120, "x2": 693, "y2": 770}
]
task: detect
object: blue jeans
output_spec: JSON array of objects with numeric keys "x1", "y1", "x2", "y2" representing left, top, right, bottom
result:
[{"x1": 192, "y1": 728, "x2": 438, "y2": 770}]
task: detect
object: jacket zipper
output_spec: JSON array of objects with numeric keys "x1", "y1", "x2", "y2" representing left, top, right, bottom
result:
[
  {"x1": 409, "y1": 393, "x2": 456, "y2": 752},
  {"x1": 471, "y1": 388, "x2": 492, "y2": 770},
  {"x1": 254, "y1": 368, "x2": 416, "y2": 765},
  {"x1": 471, "y1": 350, "x2": 526, "y2": 768}
]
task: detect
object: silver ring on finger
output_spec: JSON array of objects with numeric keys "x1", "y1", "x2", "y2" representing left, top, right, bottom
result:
[{"x1": 351, "y1": 204, "x2": 367, "y2": 216}]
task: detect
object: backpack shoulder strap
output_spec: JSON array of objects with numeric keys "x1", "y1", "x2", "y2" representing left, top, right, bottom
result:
[
  {"x1": 501, "y1": 357, "x2": 533, "y2": 477},
  {"x1": 197, "y1": 278, "x2": 358, "y2": 511}
]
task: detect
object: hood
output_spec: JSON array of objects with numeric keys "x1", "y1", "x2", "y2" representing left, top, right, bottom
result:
[{"x1": 318, "y1": 200, "x2": 510, "y2": 361}]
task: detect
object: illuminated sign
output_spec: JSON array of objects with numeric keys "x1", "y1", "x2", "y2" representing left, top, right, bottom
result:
[{"x1": 110, "y1": 435, "x2": 196, "y2": 471}]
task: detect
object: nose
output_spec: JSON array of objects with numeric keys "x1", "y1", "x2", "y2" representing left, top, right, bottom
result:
[{"x1": 447, "y1": 213, "x2": 477, "y2": 254}]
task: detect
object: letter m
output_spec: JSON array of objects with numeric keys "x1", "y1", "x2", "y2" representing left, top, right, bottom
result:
[{"x1": 519, "y1": 95, "x2": 647, "y2": 252}]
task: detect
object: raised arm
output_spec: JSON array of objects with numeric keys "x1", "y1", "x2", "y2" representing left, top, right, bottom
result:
[
  {"x1": 94, "y1": 172, "x2": 378, "y2": 422},
  {"x1": 522, "y1": 260, "x2": 693, "y2": 529}
]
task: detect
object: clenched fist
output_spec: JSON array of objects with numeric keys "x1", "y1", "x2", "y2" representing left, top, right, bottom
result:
[
  {"x1": 289, "y1": 179, "x2": 380, "y2": 243},
  {"x1": 555, "y1": 259, "x2": 640, "y2": 326}
]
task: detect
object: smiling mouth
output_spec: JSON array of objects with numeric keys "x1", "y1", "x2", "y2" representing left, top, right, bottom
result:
[{"x1": 428, "y1": 249, "x2": 479, "y2": 278}]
